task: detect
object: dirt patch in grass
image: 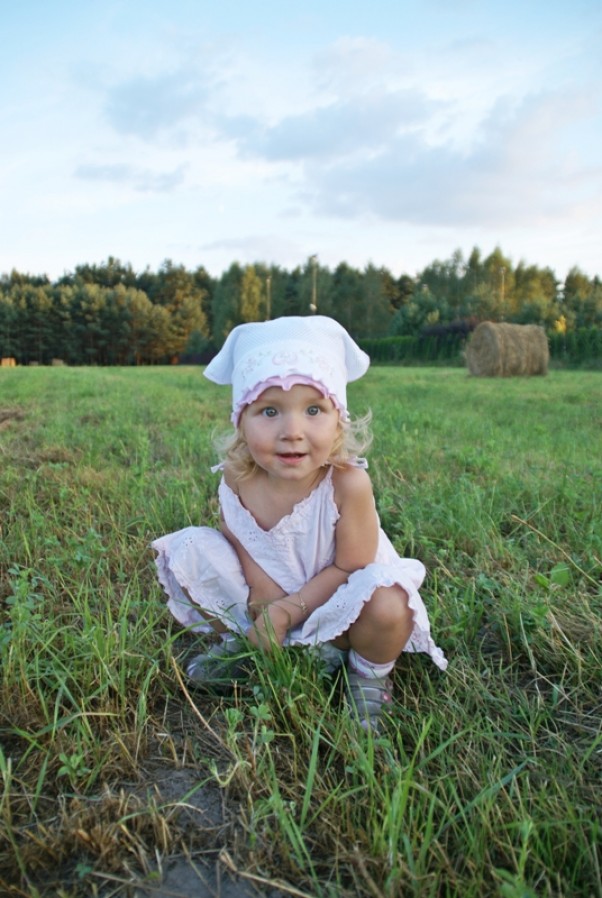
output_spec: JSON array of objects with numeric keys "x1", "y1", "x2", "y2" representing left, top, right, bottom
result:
[
  {"x1": 6, "y1": 734, "x2": 291, "y2": 898},
  {"x1": 0, "y1": 407, "x2": 26, "y2": 430},
  {"x1": 127, "y1": 763, "x2": 290, "y2": 898}
]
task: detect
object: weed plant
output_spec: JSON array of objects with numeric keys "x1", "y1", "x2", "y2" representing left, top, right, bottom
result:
[{"x1": 0, "y1": 365, "x2": 600, "y2": 897}]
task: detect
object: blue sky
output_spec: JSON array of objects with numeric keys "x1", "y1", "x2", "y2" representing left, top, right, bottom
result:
[{"x1": 2, "y1": 0, "x2": 601, "y2": 282}]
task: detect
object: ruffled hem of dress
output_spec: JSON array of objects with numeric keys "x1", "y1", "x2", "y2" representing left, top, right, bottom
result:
[
  {"x1": 152, "y1": 531, "x2": 249, "y2": 634},
  {"x1": 285, "y1": 563, "x2": 448, "y2": 671},
  {"x1": 153, "y1": 540, "x2": 208, "y2": 632}
]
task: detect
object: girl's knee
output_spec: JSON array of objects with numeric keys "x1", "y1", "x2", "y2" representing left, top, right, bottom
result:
[
  {"x1": 363, "y1": 585, "x2": 412, "y2": 628},
  {"x1": 335, "y1": 585, "x2": 414, "y2": 651}
]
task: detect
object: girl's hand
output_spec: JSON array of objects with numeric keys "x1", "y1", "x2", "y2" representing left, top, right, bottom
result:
[{"x1": 247, "y1": 602, "x2": 291, "y2": 650}]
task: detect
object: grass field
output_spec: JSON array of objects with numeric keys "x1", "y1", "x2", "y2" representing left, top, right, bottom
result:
[{"x1": 0, "y1": 365, "x2": 600, "y2": 898}]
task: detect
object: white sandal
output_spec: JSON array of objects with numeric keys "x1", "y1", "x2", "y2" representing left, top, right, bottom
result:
[
  {"x1": 345, "y1": 670, "x2": 393, "y2": 730},
  {"x1": 186, "y1": 639, "x2": 250, "y2": 691}
]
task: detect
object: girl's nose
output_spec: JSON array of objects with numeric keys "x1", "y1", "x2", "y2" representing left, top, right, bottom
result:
[{"x1": 281, "y1": 412, "x2": 303, "y2": 439}]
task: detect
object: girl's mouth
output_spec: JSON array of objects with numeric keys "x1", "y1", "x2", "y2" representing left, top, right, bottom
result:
[{"x1": 277, "y1": 452, "x2": 306, "y2": 464}]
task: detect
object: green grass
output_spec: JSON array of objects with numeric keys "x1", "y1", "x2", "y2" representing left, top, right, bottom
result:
[{"x1": 0, "y1": 365, "x2": 600, "y2": 897}]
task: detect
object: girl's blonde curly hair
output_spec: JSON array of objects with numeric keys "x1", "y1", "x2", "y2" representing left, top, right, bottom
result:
[{"x1": 215, "y1": 410, "x2": 373, "y2": 482}]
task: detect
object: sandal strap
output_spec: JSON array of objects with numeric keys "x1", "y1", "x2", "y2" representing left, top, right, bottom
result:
[
  {"x1": 186, "y1": 638, "x2": 249, "y2": 686},
  {"x1": 346, "y1": 671, "x2": 393, "y2": 727}
]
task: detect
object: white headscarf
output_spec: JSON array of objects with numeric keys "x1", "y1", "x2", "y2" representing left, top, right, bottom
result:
[{"x1": 204, "y1": 316, "x2": 370, "y2": 424}]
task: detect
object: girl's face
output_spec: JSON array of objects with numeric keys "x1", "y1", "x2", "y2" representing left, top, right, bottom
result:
[{"x1": 241, "y1": 384, "x2": 340, "y2": 482}]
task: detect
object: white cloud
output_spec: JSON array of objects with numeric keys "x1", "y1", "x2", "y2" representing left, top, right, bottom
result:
[
  {"x1": 104, "y1": 69, "x2": 212, "y2": 139},
  {"x1": 75, "y1": 162, "x2": 187, "y2": 193},
  {"x1": 229, "y1": 88, "x2": 437, "y2": 162},
  {"x1": 302, "y1": 88, "x2": 602, "y2": 229},
  {"x1": 209, "y1": 71, "x2": 601, "y2": 233},
  {"x1": 312, "y1": 36, "x2": 398, "y2": 92}
]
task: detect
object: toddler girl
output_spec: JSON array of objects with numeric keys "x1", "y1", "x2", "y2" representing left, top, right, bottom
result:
[{"x1": 152, "y1": 315, "x2": 447, "y2": 729}]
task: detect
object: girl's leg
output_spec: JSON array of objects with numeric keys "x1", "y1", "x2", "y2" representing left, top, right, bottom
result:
[
  {"x1": 333, "y1": 585, "x2": 413, "y2": 662},
  {"x1": 333, "y1": 585, "x2": 414, "y2": 730}
]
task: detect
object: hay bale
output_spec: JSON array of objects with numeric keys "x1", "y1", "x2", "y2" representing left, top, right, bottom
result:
[
  {"x1": 466, "y1": 322, "x2": 549, "y2": 377},
  {"x1": 51, "y1": 358, "x2": 66, "y2": 366},
  {"x1": 1, "y1": 358, "x2": 16, "y2": 367}
]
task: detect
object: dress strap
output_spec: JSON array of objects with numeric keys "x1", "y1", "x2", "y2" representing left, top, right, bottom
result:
[{"x1": 210, "y1": 462, "x2": 225, "y2": 474}]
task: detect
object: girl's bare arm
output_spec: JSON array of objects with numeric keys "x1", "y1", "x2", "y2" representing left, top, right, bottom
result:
[{"x1": 331, "y1": 465, "x2": 379, "y2": 571}]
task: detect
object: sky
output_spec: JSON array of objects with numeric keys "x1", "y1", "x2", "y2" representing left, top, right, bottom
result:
[{"x1": 2, "y1": 0, "x2": 601, "y2": 284}]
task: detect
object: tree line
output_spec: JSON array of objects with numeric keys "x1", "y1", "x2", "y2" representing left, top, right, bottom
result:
[{"x1": 0, "y1": 247, "x2": 600, "y2": 366}]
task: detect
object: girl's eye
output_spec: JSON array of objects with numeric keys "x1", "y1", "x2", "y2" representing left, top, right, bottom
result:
[
  {"x1": 262, "y1": 407, "x2": 278, "y2": 418},
  {"x1": 307, "y1": 405, "x2": 321, "y2": 416}
]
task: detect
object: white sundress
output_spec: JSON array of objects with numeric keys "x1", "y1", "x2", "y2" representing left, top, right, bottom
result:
[{"x1": 152, "y1": 465, "x2": 448, "y2": 671}]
